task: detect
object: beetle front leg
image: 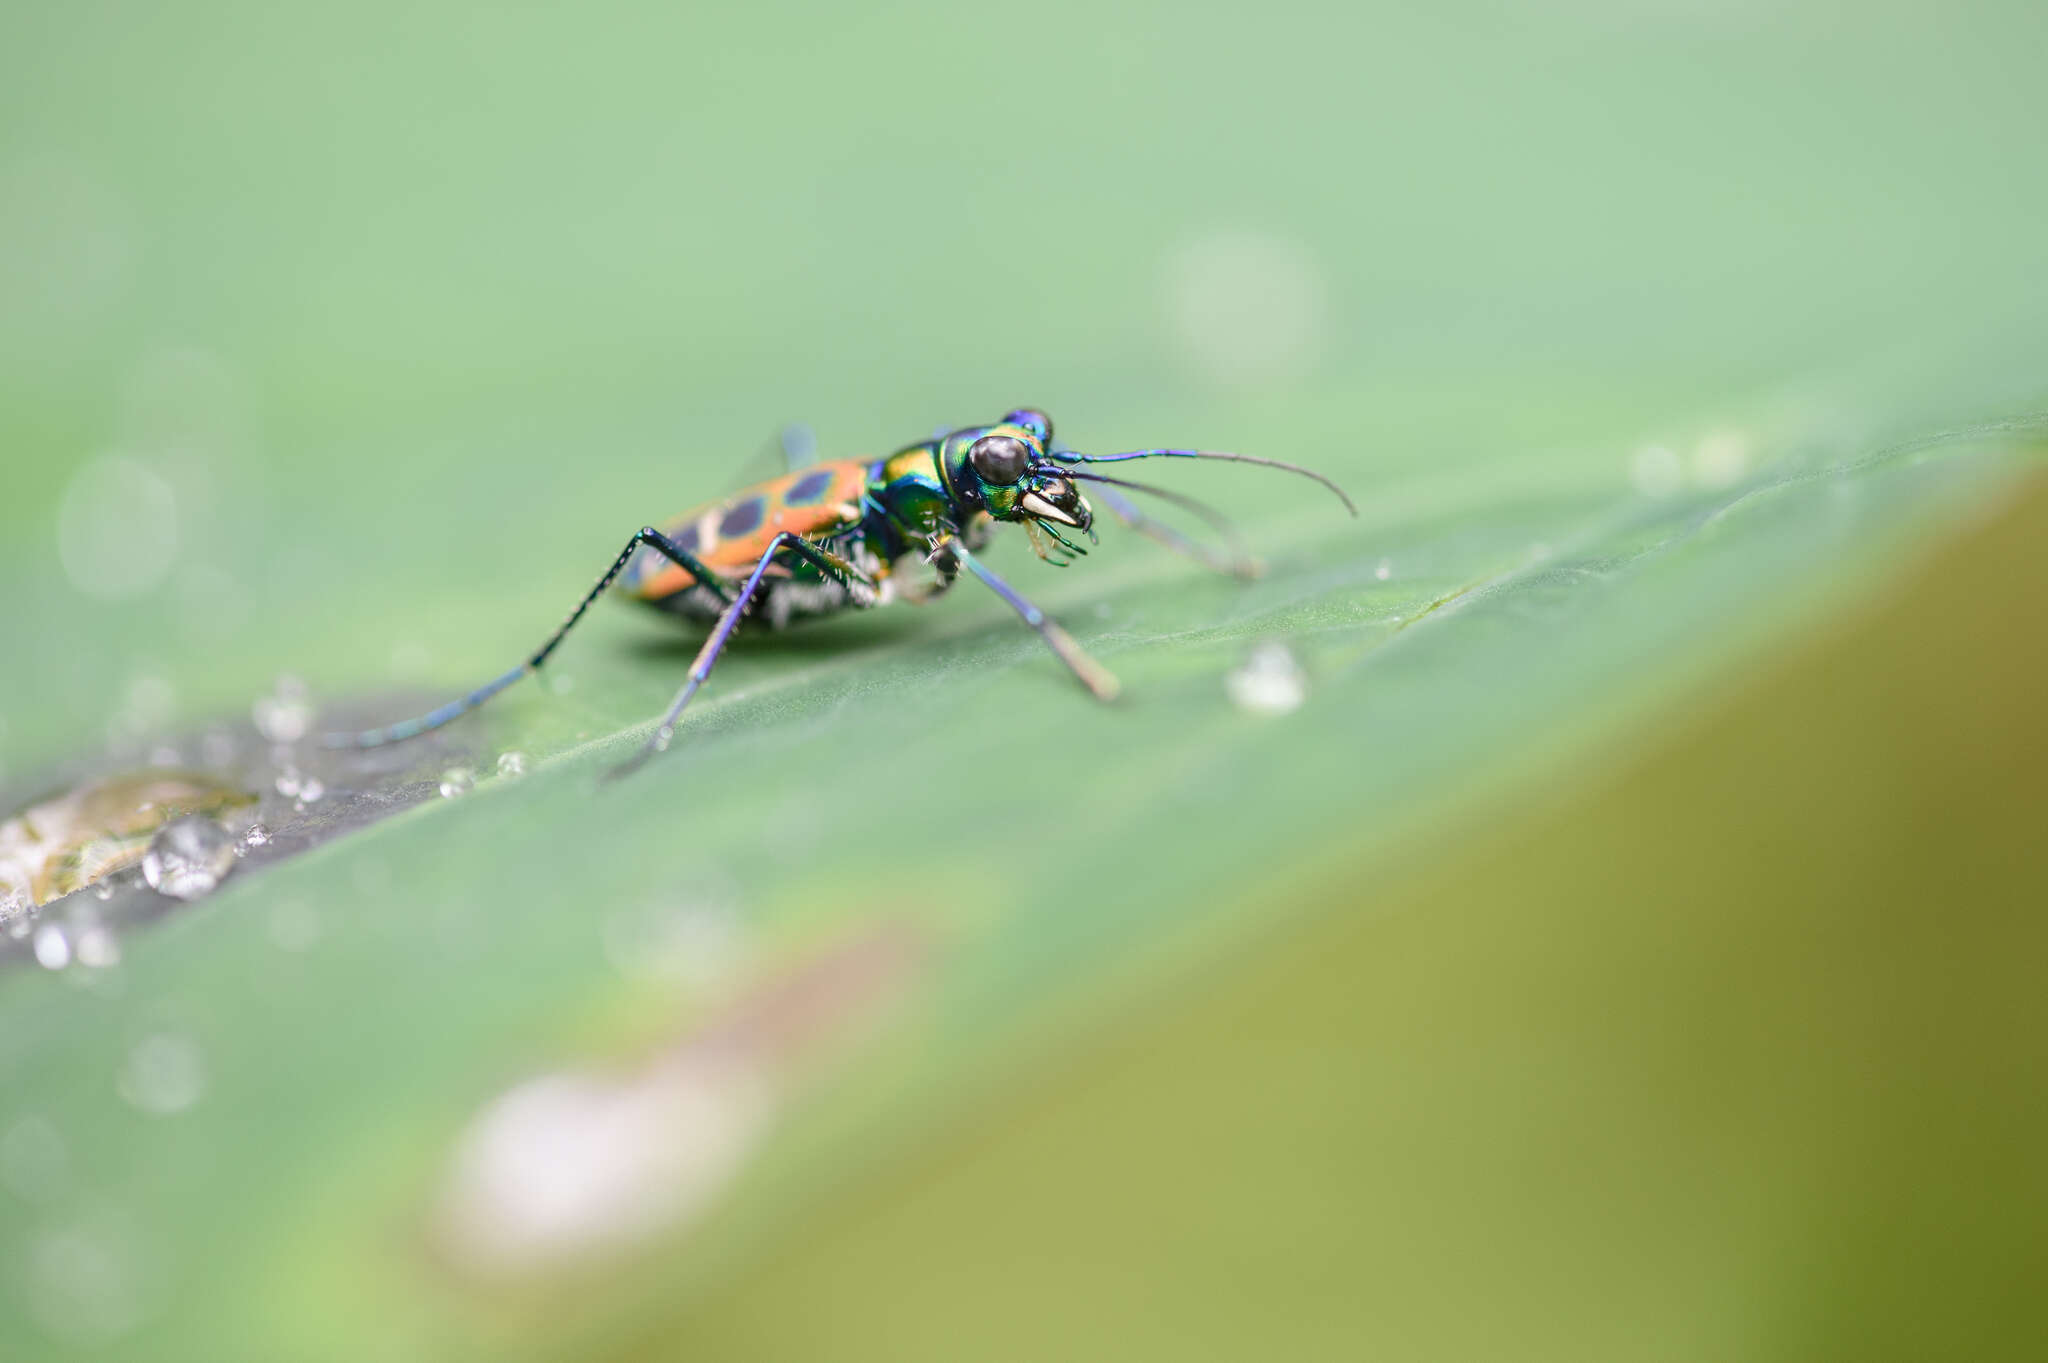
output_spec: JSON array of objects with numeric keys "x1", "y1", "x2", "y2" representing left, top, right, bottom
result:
[{"x1": 934, "y1": 535, "x2": 1119, "y2": 701}]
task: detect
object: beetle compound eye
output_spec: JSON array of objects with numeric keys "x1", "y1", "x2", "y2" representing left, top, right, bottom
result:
[{"x1": 970, "y1": 435, "x2": 1030, "y2": 485}]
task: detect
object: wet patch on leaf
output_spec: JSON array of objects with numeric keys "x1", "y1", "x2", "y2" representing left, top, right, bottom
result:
[{"x1": 0, "y1": 681, "x2": 522, "y2": 972}]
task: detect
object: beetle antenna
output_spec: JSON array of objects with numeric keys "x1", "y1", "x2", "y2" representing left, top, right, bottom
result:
[
  {"x1": 1058, "y1": 469, "x2": 1258, "y2": 564},
  {"x1": 1047, "y1": 448, "x2": 1356, "y2": 516}
]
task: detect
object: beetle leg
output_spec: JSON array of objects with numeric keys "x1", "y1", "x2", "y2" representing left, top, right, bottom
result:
[
  {"x1": 935, "y1": 536, "x2": 1119, "y2": 701},
  {"x1": 606, "y1": 532, "x2": 880, "y2": 778},
  {"x1": 782, "y1": 535, "x2": 882, "y2": 607},
  {"x1": 1085, "y1": 482, "x2": 1261, "y2": 580},
  {"x1": 320, "y1": 527, "x2": 735, "y2": 750}
]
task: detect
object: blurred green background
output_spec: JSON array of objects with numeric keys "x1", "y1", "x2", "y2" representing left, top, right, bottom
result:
[{"x1": 2, "y1": 2, "x2": 2045, "y2": 1359}]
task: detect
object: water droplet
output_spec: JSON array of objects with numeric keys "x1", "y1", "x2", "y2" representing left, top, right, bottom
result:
[
  {"x1": 1630, "y1": 444, "x2": 1683, "y2": 498},
  {"x1": 1225, "y1": 641, "x2": 1308, "y2": 716},
  {"x1": 235, "y1": 822, "x2": 270, "y2": 856},
  {"x1": 4, "y1": 882, "x2": 35, "y2": 939},
  {"x1": 439, "y1": 767, "x2": 476, "y2": 799},
  {"x1": 0, "y1": 1116, "x2": 70, "y2": 1205},
  {"x1": 495, "y1": 751, "x2": 530, "y2": 779},
  {"x1": 116, "y1": 1033, "x2": 206, "y2": 1115},
  {"x1": 140, "y1": 816, "x2": 235, "y2": 901},
  {"x1": 251, "y1": 674, "x2": 312, "y2": 743},
  {"x1": 1374, "y1": 557, "x2": 1392, "y2": 581},
  {"x1": 91, "y1": 879, "x2": 116, "y2": 902},
  {"x1": 2, "y1": 881, "x2": 31, "y2": 929},
  {"x1": 33, "y1": 922, "x2": 71, "y2": 970},
  {"x1": 273, "y1": 766, "x2": 324, "y2": 803}
]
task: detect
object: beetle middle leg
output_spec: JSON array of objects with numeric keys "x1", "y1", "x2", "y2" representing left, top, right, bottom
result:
[{"x1": 606, "y1": 533, "x2": 880, "y2": 779}]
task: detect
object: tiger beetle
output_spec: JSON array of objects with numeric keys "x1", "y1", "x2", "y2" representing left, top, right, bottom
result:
[{"x1": 323, "y1": 408, "x2": 1356, "y2": 777}]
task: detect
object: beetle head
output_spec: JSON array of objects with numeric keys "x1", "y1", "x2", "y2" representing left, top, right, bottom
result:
[{"x1": 947, "y1": 408, "x2": 1094, "y2": 538}]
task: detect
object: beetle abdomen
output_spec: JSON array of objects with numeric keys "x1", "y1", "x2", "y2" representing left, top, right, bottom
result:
[{"x1": 621, "y1": 459, "x2": 872, "y2": 602}]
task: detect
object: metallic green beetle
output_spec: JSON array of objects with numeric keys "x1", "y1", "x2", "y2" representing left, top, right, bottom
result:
[{"x1": 325, "y1": 408, "x2": 1355, "y2": 776}]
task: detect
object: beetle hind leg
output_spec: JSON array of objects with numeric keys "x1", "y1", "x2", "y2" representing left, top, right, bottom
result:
[{"x1": 320, "y1": 526, "x2": 736, "y2": 751}]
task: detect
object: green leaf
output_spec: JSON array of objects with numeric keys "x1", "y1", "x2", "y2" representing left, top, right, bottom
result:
[{"x1": 2, "y1": 4, "x2": 2046, "y2": 1360}]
